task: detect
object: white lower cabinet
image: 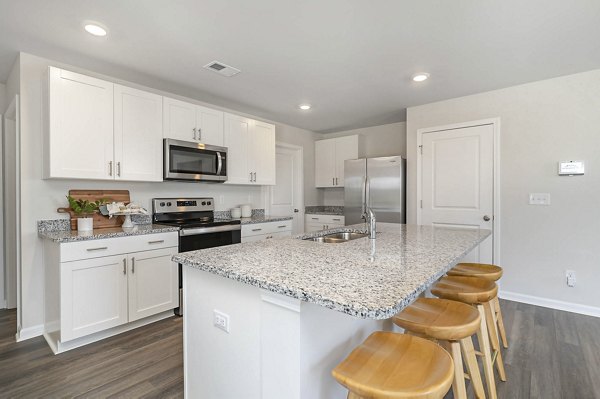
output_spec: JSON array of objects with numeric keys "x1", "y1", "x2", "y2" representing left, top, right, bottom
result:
[
  {"x1": 304, "y1": 214, "x2": 345, "y2": 233},
  {"x1": 44, "y1": 232, "x2": 179, "y2": 353},
  {"x1": 61, "y1": 255, "x2": 128, "y2": 342},
  {"x1": 241, "y1": 220, "x2": 292, "y2": 243}
]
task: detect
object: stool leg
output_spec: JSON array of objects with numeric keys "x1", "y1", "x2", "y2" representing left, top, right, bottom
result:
[
  {"x1": 476, "y1": 304, "x2": 497, "y2": 399},
  {"x1": 483, "y1": 301, "x2": 507, "y2": 382},
  {"x1": 460, "y1": 336, "x2": 486, "y2": 399},
  {"x1": 493, "y1": 296, "x2": 508, "y2": 349},
  {"x1": 444, "y1": 341, "x2": 467, "y2": 399}
]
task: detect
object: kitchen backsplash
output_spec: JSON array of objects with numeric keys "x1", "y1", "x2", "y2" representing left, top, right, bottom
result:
[
  {"x1": 305, "y1": 206, "x2": 344, "y2": 215},
  {"x1": 214, "y1": 208, "x2": 265, "y2": 219}
]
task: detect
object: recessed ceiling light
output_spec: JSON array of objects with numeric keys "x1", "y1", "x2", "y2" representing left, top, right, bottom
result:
[
  {"x1": 299, "y1": 104, "x2": 311, "y2": 110},
  {"x1": 412, "y1": 73, "x2": 429, "y2": 82},
  {"x1": 84, "y1": 23, "x2": 107, "y2": 37}
]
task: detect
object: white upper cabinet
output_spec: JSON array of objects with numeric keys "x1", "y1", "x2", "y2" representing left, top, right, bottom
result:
[
  {"x1": 163, "y1": 97, "x2": 224, "y2": 147},
  {"x1": 315, "y1": 135, "x2": 359, "y2": 187},
  {"x1": 114, "y1": 85, "x2": 163, "y2": 182},
  {"x1": 45, "y1": 67, "x2": 164, "y2": 182},
  {"x1": 45, "y1": 67, "x2": 114, "y2": 180},
  {"x1": 224, "y1": 113, "x2": 276, "y2": 185},
  {"x1": 251, "y1": 120, "x2": 276, "y2": 185}
]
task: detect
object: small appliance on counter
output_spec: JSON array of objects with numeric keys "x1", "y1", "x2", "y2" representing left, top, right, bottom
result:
[
  {"x1": 163, "y1": 139, "x2": 228, "y2": 182},
  {"x1": 231, "y1": 207, "x2": 242, "y2": 218},
  {"x1": 241, "y1": 204, "x2": 252, "y2": 218},
  {"x1": 152, "y1": 197, "x2": 241, "y2": 316}
]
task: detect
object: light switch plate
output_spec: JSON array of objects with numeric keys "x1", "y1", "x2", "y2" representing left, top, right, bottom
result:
[{"x1": 529, "y1": 193, "x2": 551, "y2": 205}]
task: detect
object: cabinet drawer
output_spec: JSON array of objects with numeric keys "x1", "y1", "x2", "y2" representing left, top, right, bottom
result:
[
  {"x1": 241, "y1": 220, "x2": 292, "y2": 237},
  {"x1": 60, "y1": 232, "x2": 178, "y2": 262},
  {"x1": 305, "y1": 214, "x2": 345, "y2": 224}
]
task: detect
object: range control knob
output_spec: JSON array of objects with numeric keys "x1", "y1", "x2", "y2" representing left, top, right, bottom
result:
[
  {"x1": 159, "y1": 202, "x2": 165, "y2": 207},
  {"x1": 166, "y1": 202, "x2": 172, "y2": 207},
  {"x1": 207, "y1": 201, "x2": 212, "y2": 205},
  {"x1": 201, "y1": 201, "x2": 206, "y2": 205}
]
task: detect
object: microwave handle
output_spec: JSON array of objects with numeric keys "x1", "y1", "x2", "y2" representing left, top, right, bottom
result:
[{"x1": 216, "y1": 152, "x2": 223, "y2": 175}]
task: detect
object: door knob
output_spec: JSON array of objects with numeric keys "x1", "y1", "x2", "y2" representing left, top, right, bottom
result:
[
  {"x1": 294, "y1": 209, "x2": 299, "y2": 213},
  {"x1": 483, "y1": 215, "x2": 491, "y2": 221}
]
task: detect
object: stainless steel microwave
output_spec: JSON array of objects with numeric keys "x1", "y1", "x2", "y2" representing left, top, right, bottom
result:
[{"x1": 163, "y1": 139, "x2": 227, "y2": 182}]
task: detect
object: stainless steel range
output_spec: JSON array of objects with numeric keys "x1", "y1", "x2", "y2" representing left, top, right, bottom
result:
[{"x1": 152, "y1": 197, "x2": 241, "y2": 316}]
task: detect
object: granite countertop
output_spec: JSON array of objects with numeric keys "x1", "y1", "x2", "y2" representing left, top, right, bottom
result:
[
  {"x1": 173, "y1": 223, "x2": 491, "y2": 320},
  {"x1": 305, "y1": 206, "x2": 344, "y2": 216},
  {"x1": 217, "y1": 215, "x2": 293, "y2": 225},
  {"x1": 39, "y1": 224, "x2": 180, "y2": 243}
]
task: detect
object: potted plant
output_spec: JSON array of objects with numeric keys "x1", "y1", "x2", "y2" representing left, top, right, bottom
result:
[{"x1": 66, "y1": 196, "x2": 105, "y2": 232}]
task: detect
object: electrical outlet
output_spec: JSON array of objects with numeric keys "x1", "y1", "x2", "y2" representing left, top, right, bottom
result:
[
  {"x1": 566, "y1": 270, "x2": 576, "y2": 287},
  {"x1": 213, "y1": 310, "x2": 230, "y2": 333}
]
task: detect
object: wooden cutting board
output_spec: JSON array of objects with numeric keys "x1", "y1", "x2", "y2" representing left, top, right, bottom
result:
[{"x1": 57, "y1": 189, "x2": 131, "y2": 231}]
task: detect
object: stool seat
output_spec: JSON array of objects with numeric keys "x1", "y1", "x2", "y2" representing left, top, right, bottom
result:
[
  {"x1": 332, "y1": 332, "x2": 454, "y2": 399},
  {"x1": 448, "y1": 263, "x2": 503, "y2": 281},
  {"x1": 431, "y1": 276, "x2": 497, "y2": 304},
  {"x1": 393, "y1": 298, "x2": 480, "y2": 341}
]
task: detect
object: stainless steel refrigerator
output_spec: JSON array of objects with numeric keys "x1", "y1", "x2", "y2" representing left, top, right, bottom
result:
[{"x1": 344, "y1": 156, "x2": 406, "y2": 225}]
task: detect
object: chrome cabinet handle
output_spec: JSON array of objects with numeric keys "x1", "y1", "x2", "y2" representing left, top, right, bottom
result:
[
  {"x1": 332, "y1": 218, "x2": 341, "y2": 221},
  {"x1": 198, "y1": 127, "x2": 202, "y2": 141},
  {"x1": 117, "y1": 162, "x2": 121, "y2": 177},
  {"x1": 336, "y1": 177, "x2": 338, "y2": 185},
  {"x1": 109, "y1": 161, "x2": 113, "y2": 176},
  {"x1": 252, "y1": 228, "x2": 262, "y2": 232},
  {"x1": 193, "y1": 127, "x2": 197, "y2": 140},
  {"x1": 278, "y1": 225, "x2": 287, "y2": 228},
  {"x1": 87, "y1": 246, "x2": 108, "y2": 252},
  {"x1": 148, "y1": 240, "x2": 164, "y2": 244},
  {"x1": 131, "y1": 257, "x2": 135, "y2": 273},
  {"x1": 123, "y1": 258, "x2": 126, "y2": 275},
  {"x1": 332, "y1": 177, "x2": 334, "y2": 186},
  {"x1": 311, "y1": 217, "x2": 318, "y2": 220},
  {"x1": 249, "y1": 172, "x2": 253, "y2": 182}
]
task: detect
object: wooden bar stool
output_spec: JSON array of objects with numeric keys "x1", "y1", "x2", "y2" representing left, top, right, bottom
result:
[
  {"x1": 332, "y1": 331, "x2": 454, "y2": 399},
  {"x1": 392, "y1": 298, "x2": 486, "y2": 399},
  {"x1": 431, "y1": 276, "x2": 506, "y2": 399},
  {"x1": 448, "y1": 263, "x2": 508, "y2": 348}
]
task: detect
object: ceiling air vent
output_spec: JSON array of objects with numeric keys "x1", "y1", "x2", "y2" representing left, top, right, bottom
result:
[{"x1": 203, "y1": 61, "x2": 241, "y2": 77}]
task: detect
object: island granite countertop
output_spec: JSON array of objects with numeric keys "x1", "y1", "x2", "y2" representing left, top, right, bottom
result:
[
  {"x1": 216, "y1": 215, "x2": 293, "y2": 225},
  {"x1": 173, "y1": 223, "x2": 490, "y2": 320}
]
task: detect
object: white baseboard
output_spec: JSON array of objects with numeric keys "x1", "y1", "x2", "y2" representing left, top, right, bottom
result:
[
  {"x1": 500, "y1": 290, "x2": 600, "y2": 318},
  {"x1": 16, "y1": 324, "x2": 44, "y2": 342}
]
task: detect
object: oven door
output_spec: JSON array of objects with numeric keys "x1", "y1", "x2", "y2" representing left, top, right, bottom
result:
[
  {"x1": 164, "y1": 139, "x2": 228, "y2": 182},
  {"x1": 175, "y1": 224, "x2": 241, "y2": 316}
]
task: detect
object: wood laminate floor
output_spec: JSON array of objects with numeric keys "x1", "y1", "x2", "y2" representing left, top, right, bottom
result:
[
  {"x1": 0, "y1": 310, "x2": 184, "y2": 398},
  {"x1": 1, "y1": 300, "x2": 600, "y2": 398}
]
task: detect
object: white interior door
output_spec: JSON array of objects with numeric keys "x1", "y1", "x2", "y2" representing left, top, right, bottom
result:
[
  {"x1": 420, "y1": 123, "x2": 494, "y2": 263},
  {"x1": 270, "y1": 145, "x2": 303, "y2": 234}
]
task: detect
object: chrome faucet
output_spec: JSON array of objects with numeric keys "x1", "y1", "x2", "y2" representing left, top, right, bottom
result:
[{"x1": 362, "y1": 206, "x2": 377, "y2": 261}]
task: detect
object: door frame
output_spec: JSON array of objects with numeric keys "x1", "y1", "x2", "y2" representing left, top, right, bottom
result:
[
  {"x1": 266, "y1": 142, "x2": 304, "y2": 233},
  {"x1": 416, "y1": 118, "x2": 501, "y2": 264}
]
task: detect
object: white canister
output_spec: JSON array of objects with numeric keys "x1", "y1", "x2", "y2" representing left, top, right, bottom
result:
[
  {"x1": 77, "y1": 217, "x2": 94, "y2": 232},
  {"x1": 241, "y1": 204, "x2": 252, "y2": 218},
  {"x1": 231, "y1": 208, "x2": 242, "y2": 218}
]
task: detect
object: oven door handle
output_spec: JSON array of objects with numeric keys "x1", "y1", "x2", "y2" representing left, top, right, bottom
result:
[
  {"x1": 216, "y1": 151, "x2": 223, "y2": 176},
  {"x1": 180, "y1": 224, "x2": 241, "y2": 236}
]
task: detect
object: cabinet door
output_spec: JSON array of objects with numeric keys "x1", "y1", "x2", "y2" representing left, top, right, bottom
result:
[
  {"x1": 197, "y1": 105, "x2": 224, "y2": 146},
  {"x1": 47, "y1": 67, "x2": 114, "y2": 180},
  {"x1": 305, "y1": 223, "x2": 325, "y2": 233},
  {"x1": 128, "y1": 247, "x2": 178, "y2": 322},
  {"x1": 241, "y1": 233, "x2": 269, "y2": 243},
  {"x1": 223, "y1": 113, "x2": 252, "y2": 184},
  {"x1": 114, "y1": 85, "x2": 163, "y2": 181},
  {"x1": 251, "y1": 120, "x2": 276, "y2": 185},
  {"x1": 61, "y1": 255, "x2": 128, "y2": 342},
  {"x1": 315, "y1": 139, "x2": 336, "y2": 187},
  {"x1": 163, "y1": 97, "x2": 197, "y2": 142},
  {"x1": 334, "y1": 135, "x2": 359, "y2": 187}
]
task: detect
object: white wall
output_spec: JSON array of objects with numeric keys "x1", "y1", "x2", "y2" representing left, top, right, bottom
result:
[
  {"x1": 17, "y1": 52, "x2": 318, "y2": 335},
  {"x1": 406, "y1": 68, "x2": 600, "y2": 311},
  {"x1": 318, "y1": 122, "x2": 407, "y2": 206}
]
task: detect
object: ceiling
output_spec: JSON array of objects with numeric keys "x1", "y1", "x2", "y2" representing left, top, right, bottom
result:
[{"x1": 1, "y1": 0, "x2": 600, "y2": 133}]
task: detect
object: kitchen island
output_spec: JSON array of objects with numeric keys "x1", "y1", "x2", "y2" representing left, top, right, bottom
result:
[{"x1": 174, "y1": 223, "x2": 490, "y2": 399}]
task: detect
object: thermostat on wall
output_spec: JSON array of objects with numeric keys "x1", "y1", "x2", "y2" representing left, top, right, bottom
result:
[{"x1": 558, "y1": 160, "x2": 584, "y2": 176}]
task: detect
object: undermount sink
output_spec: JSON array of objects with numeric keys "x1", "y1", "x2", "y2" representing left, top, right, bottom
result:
[{"x1": 304, "y1": 231, "x2": 368, "y2": 243}]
